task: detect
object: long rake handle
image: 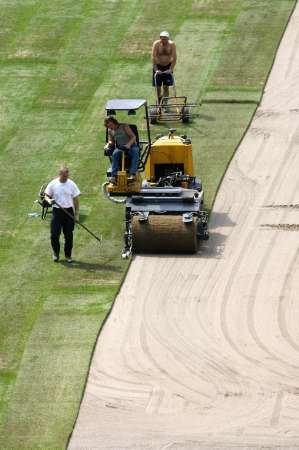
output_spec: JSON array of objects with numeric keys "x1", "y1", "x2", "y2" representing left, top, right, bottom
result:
[{"x1": 54, "y1": 201, "x2": 102, "y2": 244}]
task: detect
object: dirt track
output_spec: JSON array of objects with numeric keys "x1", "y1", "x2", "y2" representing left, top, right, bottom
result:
[{"x1": 69, "y1": 6, "x2": 299, "y2": 449}]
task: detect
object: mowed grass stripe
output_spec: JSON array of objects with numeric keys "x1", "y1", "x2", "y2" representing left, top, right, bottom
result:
[
  {"x1": 1, "y1": 289, "x2": 117, "y2": 449},
  {"x1": 175, "y1": 18, "x2": 228, "y2": 100},
  {"x1": 0, "y1": 2, "x2": 144, "y2": 447},
  {"x1": 0, "y1": 1, "x2": 199, "y2": 447},
  {"x1": 0, "y1": 1, "x2": 296, "y2": 449},
  {"x1": 210, "y1": 0, "x2": 295, "y2": 97}
]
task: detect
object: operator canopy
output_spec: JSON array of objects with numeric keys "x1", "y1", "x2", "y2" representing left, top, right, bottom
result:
[{"x1": 105, "y1": 99, "x2": 147, "y2": 112}]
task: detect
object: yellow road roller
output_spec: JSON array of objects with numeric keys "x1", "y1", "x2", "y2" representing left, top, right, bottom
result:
[{"x1": 102, "y1": 99, "x2": 208, "y2": 258}]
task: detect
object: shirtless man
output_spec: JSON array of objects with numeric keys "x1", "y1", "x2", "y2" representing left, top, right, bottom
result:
[{"x1": 151, "y1": 31, "x2": 177, "y2": 103}]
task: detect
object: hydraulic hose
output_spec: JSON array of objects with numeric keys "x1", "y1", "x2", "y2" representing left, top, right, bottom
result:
[{"x1": 101, "y1": 181, "x2": 126, "y2": 204}]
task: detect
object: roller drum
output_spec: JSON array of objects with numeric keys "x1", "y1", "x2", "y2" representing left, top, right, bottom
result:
[{"x1": 132, "y1": 215, "x2": 198, "y2": 254}]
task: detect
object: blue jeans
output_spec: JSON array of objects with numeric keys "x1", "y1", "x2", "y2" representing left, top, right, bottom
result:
[{"x1": 111, "y1": 145, "x2": 139, "y2": 176}]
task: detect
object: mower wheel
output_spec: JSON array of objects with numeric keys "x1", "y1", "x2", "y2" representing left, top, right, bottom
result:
[{"x1": 182, "y1": 106, "x2": 190, "y2": 123}]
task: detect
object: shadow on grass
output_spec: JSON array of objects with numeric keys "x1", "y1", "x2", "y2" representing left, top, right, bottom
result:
[
  {"x1": 75, "y1": 213, "x2": 89, "y2": 224},
  {"x1": 60, "y1": 260, "x2": 122, "y2": 273}
]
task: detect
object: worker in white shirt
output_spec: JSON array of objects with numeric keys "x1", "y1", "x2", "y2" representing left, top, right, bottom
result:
[{"x1": 44, "y1": 165, "x2": 80, "y2": 263}]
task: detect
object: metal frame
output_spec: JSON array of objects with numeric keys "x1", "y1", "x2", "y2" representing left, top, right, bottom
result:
[
  {"x1": 149, "y1": 74, "x2": 198, "y2": 123},
  {"x1": 105, "y1": 98, "x2": 152, "y2": 171}
]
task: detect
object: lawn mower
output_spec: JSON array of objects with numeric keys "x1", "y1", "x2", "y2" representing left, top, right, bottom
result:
[{"x1": 148, "y1": 73, "x2": 198, "y2": 124}]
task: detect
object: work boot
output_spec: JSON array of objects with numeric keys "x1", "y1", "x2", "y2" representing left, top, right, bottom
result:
[
  {"x1": 127, "y1": 174, "x2": 136, "y2": 182},
  {"x1": 109, "y1": 176, "x2": 117, "y2": 185}
]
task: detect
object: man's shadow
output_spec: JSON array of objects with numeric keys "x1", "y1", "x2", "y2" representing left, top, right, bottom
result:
[{"x1": 60, "y1": 261, "x2": 122, "y2": 273}]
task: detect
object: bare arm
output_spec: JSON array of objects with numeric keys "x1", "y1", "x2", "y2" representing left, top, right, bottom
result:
[
  {"x1": 124, "y1": 124, "x2": 137, "y2": 148},
  {"x1": 44, "y1": 184, "x2": 54, "y2": 205},
  {"x1": 151, "y1": 41, "x2": 159, "y2": 69},
  {"x1": 73, "y1": 196, "x2": 80, "y2": 219},
  {"x1": 44, "y1": 193, "x2": 53, "y2": 205},
  {"x1": 171, "y1": 42, "x2": 177, "y2": 70},
  {"x1": 107, "y1": 130, "x2": 115, "y2": 146}
]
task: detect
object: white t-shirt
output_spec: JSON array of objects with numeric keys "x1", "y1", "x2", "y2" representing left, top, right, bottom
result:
[{"x1": 45, "y1": 178, "x2": 80, "y2": 208}]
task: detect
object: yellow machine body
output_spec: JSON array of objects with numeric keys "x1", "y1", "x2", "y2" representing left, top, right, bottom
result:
[{"x1": 145, "y1": 135, "x2": 194, "y2": 181}]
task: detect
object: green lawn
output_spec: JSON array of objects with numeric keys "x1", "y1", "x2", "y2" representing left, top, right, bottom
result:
[{"x1": 0, "y1": 0, "x2": 295, "y2": 448}]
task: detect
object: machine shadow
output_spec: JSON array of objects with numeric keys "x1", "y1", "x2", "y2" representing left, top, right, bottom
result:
[
  {"x1": 209, "y1": 211, "x2": 236, "y2": 228},
  {"x1": 140, "y1": 211, "x2": 235, "y2": 260},
  {"x1": 199, "y1": 231, "x2": 227, "y2": 258},
  {"x1": 199, "y1": 210, "x2": 236, "y2": 258}
]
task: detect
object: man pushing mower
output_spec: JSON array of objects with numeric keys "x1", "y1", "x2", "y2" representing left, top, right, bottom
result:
[{"x1": 151, "y1": 31, "x2": 177, "y2": 104}]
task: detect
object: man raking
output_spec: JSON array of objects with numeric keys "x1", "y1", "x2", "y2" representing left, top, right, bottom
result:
[{"x1": 44, "y1": 165, "x2": 80, "y2": 263}]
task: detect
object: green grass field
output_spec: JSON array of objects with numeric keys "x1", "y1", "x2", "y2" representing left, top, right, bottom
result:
[{"x1": 0, "y1": 0, "x2": 295, "y2": 448}]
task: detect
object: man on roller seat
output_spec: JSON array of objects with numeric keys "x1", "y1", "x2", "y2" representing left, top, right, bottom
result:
[
  {"x1": 151, "y1": 31, "x2": 177, "y2": 104},
  {"x1": 104, "y1": 116, "x2": 139, "y2": 185}
]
